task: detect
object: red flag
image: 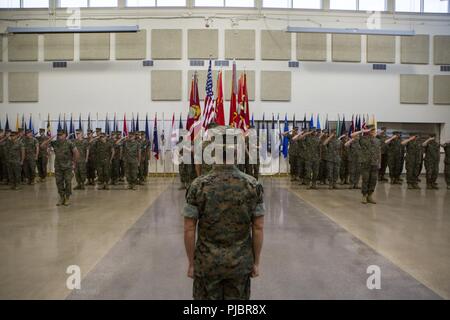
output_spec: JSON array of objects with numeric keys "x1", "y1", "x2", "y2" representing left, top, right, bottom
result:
[
  {"x1": 215, "y1": 70, "x2": 225, "y2": 125},
  {"x1": 229, "y1": 60, "x2": 238, "y2": 127},
  {"x1": 187, "y1": 73, "x2": 202, "y2": 140},
  {"x1": 123, "y1": 113, "x2": 128, "y2": 136},
  {"x1": 242, "y1": 72, "x2": 250, "y2": 130}
]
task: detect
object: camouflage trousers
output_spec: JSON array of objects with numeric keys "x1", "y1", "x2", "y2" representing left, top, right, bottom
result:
[
  {"x1": 7, "y1": 161, "x2": 21, "y2": 188},
  {"x1": 326, "y1": 161, "x2": 340, "y2": 186},
  {"x1": 379, "y1": 153, "x2": 388, "y2": 178},
  {"x1": 23, "y1": 158, "x2": 36, "y2": 183},
  {"x1": 193, "y1": 276, "x2": 250, "y2": 300},
  {"x1": 405, "y1": 156, "x2": 421, "y2": 185},
  {"x1": 348, "y1": 159, "x2": 361, "y2": 187},
  {"x1": 245, "y1": 164, "x2": 260, "y2": 180},
  {"x1": 138, "y1": 159, "x2": 149, "y2": 182},
  {"x1": 75, "y1": 161, "x2": 87, "y2": 186},
  {"x1": 340, "y1": 159, "x2": 349, "y2": 183},
  {"x1": 0, "y1": 156, "x2": 6, "y2": 181},
  {"x1": 96, "y1": 161, "x2": 111, "y2": 185},
  {"x1": 86, "y1": 158, "x2": 96, "y2": 180},
  {"x1": 289, "y1": 155, "x2": 299, "y2": 177},
  {"x1": 424, "y1": 160, "x2": 439, "y2": 185},
  {"x1": 37, "y1": 156, "x2": 48, "y2": 179},
  {"x1": 304, "y1": 159, "x2": 319, "y2": 185},
  {"x1": 361, "y1": 163, "x2": 378, "y2": 196},
  {"x1": 111, "y1": 158, "x2": 121, "y2": 184},
  {"x1": 388, "y1": 155, "x2": 402, "y2": 179},
  {"x1": 296, "y1": 157, "x2": 306, "y2": 180},
  {"x1": 318, "y1": 159, "x2": 327, "y2": 183},
  {"x1": 445, "y1": 162, "x2": 450, "y2": 186},
  {"x1": 125, "y1": 161, "x2": 138, "y2": 187},
  {"x1": 55, "y1": 166, "x2": 72, "y2": 197}
]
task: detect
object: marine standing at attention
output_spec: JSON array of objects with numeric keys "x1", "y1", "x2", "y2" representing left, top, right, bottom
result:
[{"x1": 183, "y1": 126, "x2": 265, "y2": 300}]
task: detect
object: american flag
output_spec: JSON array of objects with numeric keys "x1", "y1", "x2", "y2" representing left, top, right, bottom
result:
[{"x1": 202, "y1": 60, "x2": 215, "y2": 129}]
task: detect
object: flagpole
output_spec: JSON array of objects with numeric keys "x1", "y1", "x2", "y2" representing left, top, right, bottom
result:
[{"x1": 162, "y1": 111, "x2": 165, "y2": 174}]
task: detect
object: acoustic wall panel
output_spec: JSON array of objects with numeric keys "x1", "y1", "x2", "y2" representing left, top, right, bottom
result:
[
  {"x1": 151, "y1": 70, "x2": 182, "y2": 101},
  {"x1": 401, "y1": 35, "x2": 429, "y2": 64},
  {"x1": 8, "y1": 72, "x2": 39, "y2": 102},
  {"x1": 187, "y1": 70, "x2": 218, "y2": 100},
  {"x1": 116, "y1": 30, "x2": 146, "y2": 60},
  {"x1": 8, "y1": 34, "x2": 38, "y2": 61},
  {"x1": 433, "y1": 75, "x2": 450, "y2": 105},
  {"x1": 367, "y1": 35, "x2": 395, "y2": 63},
  {"x1": 225, "y1": 29, "x2": 255, "y2": 60},
  {"x1": 224, "y1": 70, "x2": 255, "y2": 101},
  {"x1": 400, "y1": 74, "x2": 429, "y2": 104},
  {"x1": 80, "y1": 33, "x2": 110, "y2": 60},
  {"x1": 296, "y1": 33, "x2": 326, "y2": 61},
  {"x1": 261, "y1": 30, "x2": 291, "y2": 61},
  {"x1": 434, "y1": 35, "x2": 450, "y2": 65},
  {"x1": 152, "y1": 29, "x2": 182, "y2": 60},
  {"x1": 332, "y1": 34, "x2": 361, "y2": 62},
  {"x1": 261, "y1": 71, "x2": 291, "y2": 101},
  {"x1": 44, "y1": 34, "x2": 74, "y2": 61},
  {"x1": 0, "y1": 73, "x2": 3, "y2": 102},
  {"x1": 188, "y1": 29, "x2": 218, "y2": 59}
]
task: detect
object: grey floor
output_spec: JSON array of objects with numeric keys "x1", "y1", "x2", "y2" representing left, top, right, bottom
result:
[{"x1": 68, "y1": 179, "x2": 440, "y2": 300}]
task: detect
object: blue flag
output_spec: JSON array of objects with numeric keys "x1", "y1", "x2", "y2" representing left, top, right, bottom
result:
[
  {"x1": 5, "y1": 114, "x2": 9, "y2": 131},
  {"x1": 57, "y1": 114, "x2": 62, "y2": 131},
  {"x1": 292, "y1": 114, "x2": 296, "y2": 128},
  {"x1": 113, "y1": 113, "x2": 117, "y2": 132},
  {"x1": 28, "y1": 114, "x2": 34, "y2": 135},
  {"x1": 251, "y1": 113, "x2": 254, "y2": 127},
  {"x1": 78, "y1": 114, "x2": 82, "y2": 131},
  {"x1": 260, "y1": 113, "x2": 267, "y2": 159},
  {"x1": 69, "y1": 114, "x2": 75, "y2": 139},
  {"x1": 135, "y1": 113, "x2": 139, "y2": 132},
  {"x1": 282, "y1": 114, "x2": 289, "y2": 158},
  {"x1": 309, "y1": 114, "x2": 314, "y2": 129},
  {"x1": 105, "y1": 114, "x2": 110, "y2": 135},
  {"x1": 316, "y1": 114, "x2": 321, "y2": 130},
  {"x1": 303, "y1": 113, "x2": 307, "y2": 130},
  {"x1": 152, "y1": 114, "x2": 159, "y2": 160},
  {"x1": 87, "y1": 113, "x2": 91, "y2": 131},
  {"x1": 131, "y1": 113, "x2": 135, "y2": 132},
  {"x1": 341, "y1": 115, "x2": 346, "y2": 135}
]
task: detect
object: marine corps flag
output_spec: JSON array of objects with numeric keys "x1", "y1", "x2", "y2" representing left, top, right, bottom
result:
[
  {"x1": 215, "y1": 70, "x2": 225, "y2": 125},
  {"x1": 47, "y1": 114, "x2": 51, "y2": 137},
  {"x1": 187, "y1": 72, "x2": 201, "y2": 140},
  {"x1": 123, "y1": 113, "x2": 128, "y2": 137},
  {"x1": 237, "y1": 72, "x2": 250, "y2": 131},
  {"x1": 229, "y1": 60, "x2": 238, "y2": 127}
]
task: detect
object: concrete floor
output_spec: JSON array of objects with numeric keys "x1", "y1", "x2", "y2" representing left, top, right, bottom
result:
[{"x1": 0, "y1": 176, "x2": 448, "y2": 299}]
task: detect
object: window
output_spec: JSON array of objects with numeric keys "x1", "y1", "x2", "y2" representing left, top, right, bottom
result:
[
  {"x1": 395, "y1": 0, "x2": 421, "y2": 12},
  {"x1": 262, "y1": 0, "x2": 290, "y2": 8},
  {"x1": 59, "y1": 0, "x2": 88, "y2": 7},
  {"x1": 423, "y1": 0, "x2": 448, "y2": 13},
  {"x1": 359, "y1": 0, "x2": 385, "y2": 11},
  {"x1": 195, "y1": 0, "x2": 222, "y2": 6},
  {"x1": 0, "y1": 0, "x2": 20, "y2": 8},
  {"x1": 330, "y1": 0, "x2": 357, "y2": 10},
  {"x1": 89, "y1": 0, "x2": 117, "y2": 7},
  {"x1": 127, "y1": 0, "x2": 155, "y2": 6},
  {"x1": 23, "y1": 0, "x2": 49, "y2": 7},
  {"x1": 226, "y1": 0, "x2": 254, "y2": 7},
  {"x1": 157, "y1": 0, "x2": 185, "y2": 5},
  {"x1": 293, "y1": 0, "x2": 321, "y2": 9}
]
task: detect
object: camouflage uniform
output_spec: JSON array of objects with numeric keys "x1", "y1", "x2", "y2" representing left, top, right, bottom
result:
[
  {"x1": 245, "y1": 136, "x2": 260, "y2": 180},
  {"x1": 324, "y1": 137, "x2": 341, "y2": 188},
  {"x1": 111, "y1": 137, "x2": 122, "y2": 185},
  {"x1": 36, "y1": 135, "x2": 49, "y2": 181},
  {"x1": 183, "y1": 164, "x2": 264, "y2": 300},
  {"x1": 0, "y1": 134, "x2": 8, "y2": 183},
  {"x1": 201, "y1": 140, "x2": 214, "y2": 176},
  {"x1": 138, "y1": 138, "x2": 150, "y2": 184},
  {"x1": 359, "y1": 134, "x2": 381, "y2": 197},
  {"x1": 50, "y1": 139, "x2": 76, "y2": 200},
  {"x1": 405, "y1": 139, "x2": 422, "y2": 188},
  {"x1": 94, "y1": 139, "x2": 113, "y2": 187},
  {"x1": 339, "y1": 138, "x2": 349, "y2": 184},
  {"x1": 347, "y1": 137, "x2": 362, "y2": 189},
  {"x1": 5, "y1": 137, "x2": 24, "y2": 189},
  {"x1": 86, "y1": 137, "x2": 97, "y2": 184},
  {"x1": 443, "y1": 143, "x2": 450, "y2": 189},
  {"x1": 297, "y1": 138, "x2": 307, "y2": 183},
  {"x1": 122, "y1": 139, "x2": 140, "y2": 189},
  {"x1": 318, "y1": 135, "x2": 328, "y2": 184},
  {"x1": 73, "y1": 138, "x2": 88, "y2": 189},
  {"x1": 424, "y1": 140, "x2": 440, "y2": 188},
  {"x1": 387, "y1": 139, "x2": 403, "y2": 184},
  {"x1": 378, "y1": 133, "x2": 388, "y2": 180},
  {"x1": 304, "y1": 134, "x2": 320, "y2": 188},
  {"x1": 22, "y1": 135, "x2": 38, "y2": 184},
  {"x1": 287, "y1": 133, "x2": 299, "y2": 180}
]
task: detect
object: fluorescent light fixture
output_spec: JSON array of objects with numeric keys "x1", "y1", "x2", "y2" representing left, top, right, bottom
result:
[
  {"x1": 286, "y1": 26, "x2": 415, "y2": 36},
  {"x1": 7, "y1": 26, "x2": 139, "y2": 34}
]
